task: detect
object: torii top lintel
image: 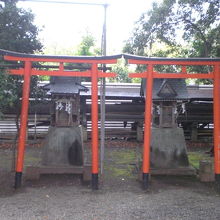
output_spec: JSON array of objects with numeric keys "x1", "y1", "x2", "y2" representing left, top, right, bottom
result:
[
  {"x1": 1, "y1": 49, "x2": 220, "y2": 65},
  {"x1": 123, "y1": 54, "x2": 220, "y2": 65},
  {"x1": 0, "y1": 49, "x2": 122, "y2": 63},
  {"x1": 0, "y1": 49, "x2": 122, "y2": 78},
  {"x1": 123, "y1": 54, "x2": 220, "y2": 79}
]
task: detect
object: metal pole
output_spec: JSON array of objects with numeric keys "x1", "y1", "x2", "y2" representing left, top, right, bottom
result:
[
  {"x1": 34, "y1": 111, "x2": 37, "y2": 141},
  {"x1": 15, "y1": 61, "x2": 32, "y2": 189},
  {"x1": 102, "y1": 4, "x2": 107, "y2": 55},
  {"x1": 100, "y1": 4, "x2": 107, "y2": 175}
]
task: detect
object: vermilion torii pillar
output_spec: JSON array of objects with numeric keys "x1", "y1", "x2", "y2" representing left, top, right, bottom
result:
[
  {"x1": 213, "y1": 64, "x2": 220, "y2": 183},
  {"x1": 0, "y1": 49, "x2": 120, "y2": 190},
  {"x1": 124, "y1": 54, "x2": 220, "y2": 189}
]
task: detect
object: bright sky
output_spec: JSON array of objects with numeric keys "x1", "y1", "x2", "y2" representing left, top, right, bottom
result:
[{"x1": 18, "y1": 0, "x2": 161, "y2": 54}]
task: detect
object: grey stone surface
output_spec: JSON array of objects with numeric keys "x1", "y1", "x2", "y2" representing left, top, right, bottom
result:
[
  {"x1": 42, "y1": 126, "x2": 83, "y2": 166},
  {"x1": 141, "y1": 79, "x2": 188, "y2": 101},
  {"x1": 151, "y1": 128, "x2": 189, "y2": 168},
  {"x1": 44, "y1": 76, "x2": 88, "y2": 95}
]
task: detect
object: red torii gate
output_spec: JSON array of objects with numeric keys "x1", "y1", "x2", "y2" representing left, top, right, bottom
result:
[
  {"x1": 1, "y1": 50, "x2": 220, "y2": 190},
  {"x1": 124, "y1": 54, "x2": 220, "y2": 189},
  {"x1": 0, "y1": 49, "x2": 120, "y2": 190}
]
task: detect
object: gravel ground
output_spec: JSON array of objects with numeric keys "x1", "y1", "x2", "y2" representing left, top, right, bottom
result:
[
  {"x1": 0, "y1": 176, "x2": 220, "y2": 220},
  {"x1": 0, "y1": 142, "x2": 220, "y2": 220}
]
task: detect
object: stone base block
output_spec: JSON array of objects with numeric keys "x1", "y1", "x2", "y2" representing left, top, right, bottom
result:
[
  {"x1": 25, "y1": 165, "x2": 92, "y2": 182},
  {"x1": 151, "y1": 127, "x2": 189, "y2": 168},
  {"x1": 199, "y1": 160, "x2": 215, "y2": 182}
]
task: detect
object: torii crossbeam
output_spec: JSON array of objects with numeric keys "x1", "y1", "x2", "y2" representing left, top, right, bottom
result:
[
  {"x1": 0, "y1": 49, "x2": 120, "y2": 190},
  {"x1": 124, "y1": 54, "x2": 220, "y2": 189}
]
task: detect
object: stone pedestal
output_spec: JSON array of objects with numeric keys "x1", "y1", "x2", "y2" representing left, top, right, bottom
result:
[
  {"x1": 42, "y1": 126, "x2": 83, "y2": 166},
  {"x1": 191, "y1": 123, "x2": 198, "y2": 141},
  {"x1": 151, "y1": 127, "x2": 189, "y2": 168},
  {"x1": 199, "y1": 160, "x2": 215, "y2": 182},
  {"x1": 82, "y1": 126, "x2": 88, "y2": 142},
  {"x1": 137, "y1": 123, "x2": 143, "y2": 142}
]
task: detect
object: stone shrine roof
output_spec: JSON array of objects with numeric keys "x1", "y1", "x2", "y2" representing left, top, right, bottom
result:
[
  {"x1": 43, "y1": 77, "x2": 88, "y2": 95},
  {"x1": 140, "y1": 79, "x2": 189, "y2": 101}
]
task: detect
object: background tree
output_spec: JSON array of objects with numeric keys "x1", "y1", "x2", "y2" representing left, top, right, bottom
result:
[
  {"x1": 108, "y1": 59, "x2": 132, "y2": 83},
  {"x1": 123, "y1": 0, "x2": 220, "y2": 84},
  {"x1": 76, "y1": 33, "x2": 101, "y2": 56},
  {"x1": 124, "y1": 0, "x2": 220, "y2": 58},
  {"x1": 0, "y1": 0, "x2": 42, "y2": 52},
  {"x1": 74, "y1": 32, "x2": 100, "y2": 82},
  {"x1": 0, "y1": 1, "x2": 43, "y2": 118}
]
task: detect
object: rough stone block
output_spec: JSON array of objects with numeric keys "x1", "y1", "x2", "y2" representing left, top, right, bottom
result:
[
  {"x1": 42, "y1": 126, "x2": 83, "y2": 166},
  {"x1": 199, "y1": 160, "x2": 215, "y2": 182},
  {"x1": 151, "y1": 127, "x2": 189, "y2": 168},
  {"x1": 26, "y1": 166, "x2": 40, "y2": 180},
  {"x1": 83, "y1": 165, "x2": 92, "y2": 182}
]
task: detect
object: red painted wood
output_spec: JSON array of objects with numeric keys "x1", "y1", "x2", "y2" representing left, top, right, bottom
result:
[
  {"x1": 16, "y1": 61, "x2": 31, "y2": 172},
  {"x1": 142, "y1": 65, "x2": 153, "y2": 174},
  {"x1": 4, "y1": 55, "x2": 118, "y2": 64},
  {"x1": 91, "y1": 63, "x2": 99, "y2": 174},
  {"x1": 214, "y1": 64, "x2": 220, "y2": 174}
]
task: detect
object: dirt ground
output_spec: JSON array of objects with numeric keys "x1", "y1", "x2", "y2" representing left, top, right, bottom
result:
[{"x1": 0, "y1": 140, "x2": 220, "y2": 220}]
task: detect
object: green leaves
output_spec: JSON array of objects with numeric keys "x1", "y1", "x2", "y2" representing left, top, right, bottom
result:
[
  {"x1": 110, "y1": 59, "x2": 131, "y2": 83},
  {"x1": 0, "y1": 2, "x2": 42, "y2": 53},
  {"x1": 76, "y1": 33, "x2": 100, "y2": 56},
  {"x1": 0, "y1": 1, "x2": 44, "y2": 116},
  {"x1": 123, "y1": 0, "x2": 219, "y2": 84},
  {"x1": 124, "y1": 0, "x2": 220, "y2": 59}
]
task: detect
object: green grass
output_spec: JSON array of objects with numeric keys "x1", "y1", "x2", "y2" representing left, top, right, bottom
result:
[
  {"x1": 188, "y1": 151, "x2": 212, "y2": 169},
  {"x1": 105, "y1": 149, "x2": 137, "y2": 178},
  {"x1": 109, "y1": 150, "x2": 136, "y2": 165},
  {"x1": 24, "y1": 155, "x2": 41, "y2": 166},
  {"x1": 105, "y1": 165, "x2": 134, "y2": 178}
]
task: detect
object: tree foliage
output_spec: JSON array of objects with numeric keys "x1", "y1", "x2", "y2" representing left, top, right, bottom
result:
[
  {"x1": 123, "y1": 0, "x2": 220, "y2": 84},
  {"x1": 124, "y1": 0, "x2": 220, "y2": 58},
  {"x1": 109, "y1": 59, "x2": 132, "y2": 83},
  {"x1": 0, "y1": 0, "x2": 42, "y2": 52},
  {"x1": 0, "y1": 1, "x2": 43, "y2": 115},
  {"x1": 76, "y1": 33, "x2": 101, "y2": 56}
]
